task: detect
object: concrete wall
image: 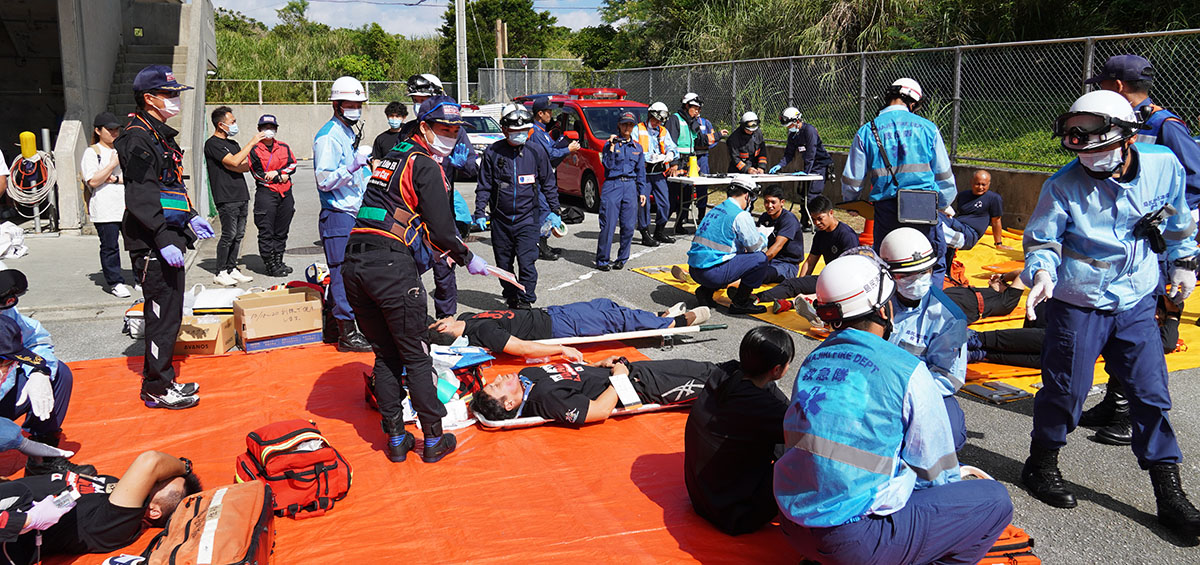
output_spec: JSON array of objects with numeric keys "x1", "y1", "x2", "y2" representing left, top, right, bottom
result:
[
  {"x1": 708, "y1": 142, "x2": 1051, "y2": 230},
  {"x1": 205, "y1": 104, "x2": 390, "y2": 160}
]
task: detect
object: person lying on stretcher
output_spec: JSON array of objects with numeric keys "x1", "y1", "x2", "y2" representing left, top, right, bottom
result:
[
  {"x1": 471, "y1": 357, "x2": 725, "y2": 424},
  {"x1": 429, "y1": 298, "x2": 711, "y2": 361}
]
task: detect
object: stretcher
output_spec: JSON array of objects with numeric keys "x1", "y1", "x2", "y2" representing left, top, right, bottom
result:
[
  {"x1": 474, "y1": 402, "x2": 688, "y2": 430},
  {"x1": 532, "y1": 323, "x2": 727, "y2": 346}
]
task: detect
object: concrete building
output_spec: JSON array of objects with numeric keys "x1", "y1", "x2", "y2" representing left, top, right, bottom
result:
[{"x1": 0, "y1": 0, "x2": 215, "y2": 234}]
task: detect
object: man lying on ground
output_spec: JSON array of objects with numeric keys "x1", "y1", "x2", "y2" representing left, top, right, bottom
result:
[
  {"x1": 472, "y1": 357, "x2": 722, "y2": 424},
  {"x1": 0, "y1": 450, "x2": 200, "y2": 564},
  {"x1": 429, "y1": 298, "x2": 710, "y2": 361}
]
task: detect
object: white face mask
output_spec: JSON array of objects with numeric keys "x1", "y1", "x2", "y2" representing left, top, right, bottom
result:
[
  {"x1": 387, "y1": 118, "x2": 404, "y2": 129},
  {"x1": 1077, "y1": 146, "x2": 1124, "y2": 176},
  {"x1": 896, "y1": 272, "x2": 933, "y2": 301},
  {"x1": 341, "y1": 108, "x2": 362, "y2": 123},
  {"x1": 425, "y1": 128, "x2": 456, "y2": 156},
  {"x1": 262, "y1": 129, "x2": 276, "y2": 139},
  {"x1": 787, "y1": 126, "x2": 800, "y2": 134},
  {"x1": 507, "y1": 131, "x2": 529, "y2": 145},
  {"x1": 224, "y1": 122, "x2": 239, "y2": 136},
  {"x1": 154, "y1": 95, "x2": 181, "y2": 119}
]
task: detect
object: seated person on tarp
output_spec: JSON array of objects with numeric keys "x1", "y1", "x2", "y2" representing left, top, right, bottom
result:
[
  {"x1": 0, "y1": 272, "x2": 90, "y2": 476},
  {"x1": 684, "y1": 326, "x2": 794, "y2": 536},
  {"x1": 756, "y1": 185, "x2": 806, "y2": 283},
  {"x1": 879, "y1": 228, "x2": 970, "y2": 452},
  {"x1": 429, "y1": 298, "x2": 711, "y2": 361},
  {"x1": 688, "y1": 178, "x2": 769, "y2": 315},
  {"x1": 472, "y1": 357, "x2": 721, "y2": 424},
  {"x1": 774, "y1": 253, "x2": 1012, "y2": 564},
  {"x1": 753, "y1": 197, "x2": 857, "y2": 316},
  {"x1": 941, "y1": 170, "x2": 1009, "y2": 264},
  {"x1": 942, "y1": 270, "x2": 1025, "y2": 324},
  {"x1": 0, "y1": 450, "x2": 200, "y2": 564}
]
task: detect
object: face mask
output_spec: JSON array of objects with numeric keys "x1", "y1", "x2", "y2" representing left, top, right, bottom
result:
[
  {"x1": 896, "y1": 272, "x2": 933, "y2": 301},
  {"x1": 507, "y1": 131, "x2": 529, "y2": 145},
  {"x1": 154, "y1": 95, "x2": 181, "y2": 119},
  {"x1": 262, "y1": 129, "x2": 276, "y2": 139},
  {"x1": 388, "y1": 118, "x2": 404, "y2": 129},
  {"x1": 1077, "y1": 146, "x2": 1124, "y2": 177},
  {"x1": 425, "y1": 129, "x2": 456, "y2": 156},
  {"x1": 341, "y1": 108, "x2": 362, "y2": 123},
  {"x1": 787, "y1": 126, "x2": 800, "y2": 134},
  {"x1": 224, "y1": 122, "x2": 239, "y2": 136}
]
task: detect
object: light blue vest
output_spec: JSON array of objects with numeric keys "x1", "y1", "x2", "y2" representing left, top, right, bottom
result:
[
  {"x1": 775, "y1": 328, "x2": 918, "y2": 527},
  {"x1": 860, "y1": 108, "x2": 944, "y2": 201},
  {"x1": 688, "y1": 198, "x2": 743, "y2": 269}
]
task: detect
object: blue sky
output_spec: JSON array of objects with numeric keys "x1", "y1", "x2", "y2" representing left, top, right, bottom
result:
[{"x1": 216, "y1": 0, "x2": 606, "y2": 37}]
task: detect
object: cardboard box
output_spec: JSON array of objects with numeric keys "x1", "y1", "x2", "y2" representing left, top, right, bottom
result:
[
  {"x1": 233, "y1": 287, "x2": 322, "y2": 341},
  {"x1": 175, "y1": 315, "x2": 236, "y2": 356},
  {"x1": 241, "y1": 329, "x2": 324, "y2": 353}
]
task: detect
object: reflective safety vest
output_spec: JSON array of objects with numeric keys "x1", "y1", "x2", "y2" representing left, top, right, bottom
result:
[
  {"x1": 632, "y1": 123, "x2": 668, "y2": 155},
  {"x1": 125, "y1": 114, "x2": 191, "y2": 228},
  {"x1": 689, "y1": 198, "x2": 743, "y2": 269},
  {"x1": 774, "y1": 328, "x2": 918, "y2": 527},
  {"x1": 352, "y1": 140, "x2": 443, "y2": 271},
  {"x1": 696, "y1": 118, "x2": 717, "y2": 155},
  {"x1": 674, "y1": 112, "x2": 697, "y2": 154},
  {"x1": 1137, "y1": 104, "x2": 1185, "y2": 146}
]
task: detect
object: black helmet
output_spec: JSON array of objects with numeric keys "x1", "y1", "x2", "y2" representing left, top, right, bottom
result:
[
  {"x1": 407, "y1": 74, "x2": 444, "y2": 97},
  {"x1": 499, "y1": 104, "x2": 534, "y2": 130}
]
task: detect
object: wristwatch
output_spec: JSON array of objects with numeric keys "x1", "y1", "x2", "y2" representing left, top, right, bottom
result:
[
  {"x1": 179, "y1": 457, "x2": 193, "y2": 476},
  {"x1": 1173, "y1": 257, "x2": 1199, "y2": 271},
  {"x1": 614, "y1": 356, "x2": 631, "y2": 369}
]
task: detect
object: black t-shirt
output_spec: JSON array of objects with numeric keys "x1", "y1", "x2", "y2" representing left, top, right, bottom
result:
[
  {"x1": 954, "y1": 189, "x2": 1003, "y2": 236},
  {"x1": 758, "y1": 209, "x2": 805, "y2": 264},
  {"x1": 684, "y1": 361, "x2": 789, "y2": 535},
  {"x1": 203, "y1": 136, "x2": 249, "y2": 204},
  {"x1": 460, "y1": 308, "x2": 554, "y2": 352},
  {"x1": 518, "y1": 362, "x2": 613, "y2": 424},
  {"x1": 810, "y1": 221, "x2": 859, "y2": 265},
  {"x1": 6, "y1": 474, "x2": 144, "y2": 562},
  {"x1": 372, "y1": 129, "x2": 404, "y2": 161}
]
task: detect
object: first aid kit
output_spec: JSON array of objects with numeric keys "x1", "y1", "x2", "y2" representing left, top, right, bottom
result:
[
  {"x1": 234, "y1": 420, "x2": 352, "y2": 519},
  {"x1": 141, "y1": 481, "x2": 275, "y2": 565}
]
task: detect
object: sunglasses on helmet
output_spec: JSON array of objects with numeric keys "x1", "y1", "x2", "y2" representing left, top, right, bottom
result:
[{"x1": 1052, "y1": 111, "x2": 1140, "y2": 143}]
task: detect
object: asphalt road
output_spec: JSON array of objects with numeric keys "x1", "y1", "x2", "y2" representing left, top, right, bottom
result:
[{"x1": 26, "y1": 162, "x2": 1200, "y2": 563}]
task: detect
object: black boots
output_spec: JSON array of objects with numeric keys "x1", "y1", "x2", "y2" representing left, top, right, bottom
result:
[
  {"x1": 1150, "y1": 463, "x2": 1200, "y2": 537},
  {"x1": 419, "y1": 421, "x2": 457, "y2": 463},
  {"x1": 653, "y1": 225, "x2": 675, "y2": 244},
  {"x1": 695, "y1": 286, "x2": 716, "y2": 308},
  {"x1": 538, "y1": 236, "x2": 561, "y2": 261},
  {"x1": 263, "y1": 253, "x2": 293, "y2": 277},
  {"x1": 640, "y1": 229, "x2": 659, "y2": 247},
  {"x1": 24, "y1": 434, "x2": 97, "y2": 477},
  {"x1": 1021, "y1": 444, "x2": 1077, "y2": 508},
  {"x1": 1081, "y1": 383, "x2": 1132, "y2": 446},
  {"x1": 381, "y1": 416, "x2": 415, "y2": 463},
  {"x1": 336, "y1": 319, "x2": 372, "y2": 353}
]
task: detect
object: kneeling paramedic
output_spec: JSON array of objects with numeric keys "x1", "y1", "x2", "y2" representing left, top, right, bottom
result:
[
  {"x1": 595, "y1": 112, "x2": 646, "y2": 271},
  {"x1": 1019, "y1": 89, "x2": 1200, "y2": 536},
  {"x1": 774, "y1": 253, "x2": 1012, "y2": 564},
  {"x1": 687, "y1": 179, "x2": 769, "y2": 314},
  {"x1": 842, "y1": 78, "x2": 956, "y2": 288},
  {"x1": 879, "y1": 228, "x2": 969, "y2": 451},
  {"x1": 344, "y1": 96, "x2": 490, "y2": 464},
  {"x1": 474, "y1": 105, "x2": 559, "y2": 308}
]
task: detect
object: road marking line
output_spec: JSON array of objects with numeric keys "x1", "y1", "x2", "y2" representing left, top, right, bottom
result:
[{"x1": 544, "y1": 242, "x2": 678, "y2": 293}]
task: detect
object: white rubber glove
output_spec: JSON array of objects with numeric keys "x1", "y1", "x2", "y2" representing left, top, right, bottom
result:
[
  {"x1": 1170, "y1": 266, "x2": 1196, "y2": 302},
  {"x1": 1025, "y1": 270, "x2": 1054, "y2": 321},
  {"x1": 348, "y1": 146, "x2": 372, "y2": 173},
  {"x1": 942, "y1": 206, "x2": 955, "y2": 218},
  {"x1": 17, "y1": 371, "x2": 54, "y2": 420}
]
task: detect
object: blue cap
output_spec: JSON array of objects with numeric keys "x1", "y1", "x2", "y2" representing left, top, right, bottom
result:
[
  {"x1": 132, "y1": 65, "x2": 193, "y2": 92},
  {"x1": 0, "y1": 316, "x2": 48, "y2": 372},
  {"x1": 418, "y1": 95, "x2": 466, "y2": 125},
  {"x1": 618, "y1": 111, "x2": 637, "y2": 125},
  {"x1": 258, "y1": 114, "x2": 279, "y2": 126},
  {"x1": 1086, "y1": 54, "x2": 1155, "y2": 85},
  {"x1": 531, "y1": 97, "x2": 554, "y2": 112}
]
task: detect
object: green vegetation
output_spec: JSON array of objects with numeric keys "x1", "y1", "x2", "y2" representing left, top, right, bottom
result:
[{"x1": 436, "y1": 0, "x2": 573, "y2": 83}]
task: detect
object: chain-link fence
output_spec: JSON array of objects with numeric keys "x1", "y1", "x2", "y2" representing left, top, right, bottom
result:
[
  {"x1": 478, "y1": 29, "x2": 1200, "y2": 169},
  {"x1": 206, "y1": 80, "x2": 479, "y2": 106}
]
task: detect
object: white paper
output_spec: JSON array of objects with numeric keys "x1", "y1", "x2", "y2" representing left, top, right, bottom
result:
[{"x1": 486, "y1": 265, "x2": 526, "y2": 291}]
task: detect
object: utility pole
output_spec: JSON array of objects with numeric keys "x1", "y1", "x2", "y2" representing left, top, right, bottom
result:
[
  {"x1": 455, "y1": 0, "x2": 468, "y2": 102},
  {"x1": 495, "y1": 18, "x2": 508, "y2": 101}
]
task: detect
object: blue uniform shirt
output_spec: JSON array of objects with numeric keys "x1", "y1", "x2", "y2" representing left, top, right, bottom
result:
[
  {"x1": 313, "y1": 117, "x2": 367, "y2": 213},
  {"x1": 1134, "y1": 97, "x2": 1200, "y2": 210},
  {"x1": 531, "y1": 121, "x2": 570, "y2": 168},
  {"x1": 1023, "y1": 143, "x2": 1199, "y2": 312},
  {"x1": 891, "y1": 288, "x2": 968, "y2": 396},
  {"x1": 601, "y1": 137, "x2": 647, "y2": 198},
  {"x1": 841, "y1": 105, "x2": 956, "y2": 208},
  {"x1": 475, "y1": 139, "x2": 559, "y2": 225},
  {"x1": 776, "y1": 123, "x2": 833, "y2": 173},
  {"x1": 758, "y1": 209, "x2": 805, "y2": 264},
  {"x1": 810, "y1": 222, "x2": 860, "y2": 265},
  {"x1": 0, "y1": 308, "x2": 59, "y2": 401},
  {"x1": 954, "y1": 189, "x2": 1003, "y2": 237}
]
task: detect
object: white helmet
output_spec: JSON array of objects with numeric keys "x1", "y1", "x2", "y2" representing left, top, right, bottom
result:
[
  {"x1": 780, "y1": 107, "x2": 802, "y2": 125},
  {"x1": 815, "y1": 254, "x2": 896, "y2": 323},
  {"x1": 682, "y1": 92, "x2": 702, "y2": 108},
  {"x1": 330, "y1": 76, "x2": 367, "y2": 102},
  {"x1": 1053, "y1": 90, "x2": 1140, "y2": 152},
  {"x1": 887, "y1": 78, "x2": 923, "y2": 106},
  {"x1": 648, "y1": 102, "x2": 669, "y2": 122},
  {"x1": 740, "y1": 111, "x2": 760, "y2": 131},
  {"x1": 406, "y1": 74, "x2": 444, "y2": 97},
  {"x1": 879, "y1": 227, "x2": 936, "y2": 274}
]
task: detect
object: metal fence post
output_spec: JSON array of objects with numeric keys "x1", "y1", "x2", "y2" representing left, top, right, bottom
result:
[
  {"x1": 312, "y1": 80, "x2": 318, "y2": 104},
  {"x1": 731, "y1": 62, "x2": 737, "y2": 124},
  {"x1": 858, "y1": 54, "x2": 867, "y2": 125},
  {"x1": 788, "y1": 58, "x2": 795, "y2": 105},
  {"x1": 687, "y1": 68, "x2": 692, "y2": 92},
  {"x1": 649, "y1": 71, "x2": 654, "y2": 98},
  {"x1": 950, "y1": 47, "x2": 963, "y2": 161},
  {"x1": 257, "y1": 80, "x2": 262, "y2": 105},
  {"x1": 1082, "y1": 37, "x2": 1096, "y2": 94}
]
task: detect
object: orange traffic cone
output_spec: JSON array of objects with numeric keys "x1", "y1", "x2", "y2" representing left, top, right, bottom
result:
[{"x1": 859, "y1": 219, "x2": 875, "y2": 246}]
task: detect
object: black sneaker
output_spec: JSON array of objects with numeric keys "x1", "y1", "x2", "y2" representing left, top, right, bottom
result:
[
  {"x1": 695, "y1": 287, "x2": 717, "y2": 308},
  {"x1": 612, "y1": 261, "x2": 625, "y2": 270},
  {"x1": 171, "y1": 381, "x2": 199, "y2": 396},
  {"x1": 25, "y1": 457, "x2": 98, "y2": 478},
  {"x1": 141, "y1": 388, "x2": 199, "y2": 410},
  {"x1": 421, "y1": 433, "x2": 457, "y2": 463},
  {"x1": 595, "y1": 262, "x2": 611, "y2": 271},
  {"x1": 729, "y1": 301, "x2": 767, "y2": 315},
  {"x1": 653, "y1": 229, "x2": 676, "y2": 244}
]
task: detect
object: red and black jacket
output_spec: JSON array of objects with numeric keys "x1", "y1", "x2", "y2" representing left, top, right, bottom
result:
[{"x1": 248, "y1": 140, "x2": 297, "y2": 195}]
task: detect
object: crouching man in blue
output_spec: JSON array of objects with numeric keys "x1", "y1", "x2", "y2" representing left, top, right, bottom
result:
[
  {"x1": 688, "y1": 178, "x2": 769, "y2": 315},
  {"x1": 879, "y1": 228, "x2": 969, "y2": 451},
  {"x1": 774, "y1": 253, "x2": 1012, "y2": 564},
  {"x1": 1019, "y1": 90, "x2": 1200, "y2": 536}
]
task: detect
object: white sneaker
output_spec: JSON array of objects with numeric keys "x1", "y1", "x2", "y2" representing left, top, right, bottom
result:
[
  {"x1": 111, "y1": 283, "x2": 131, "y2": 298},
  {"x1": 687, "y1": 306, "x2": 711, "y2": 326},
  {"x1": 228, "y1": 267, "x2": 253, "y2": 283},
  {"x1": 212, "y1": 270, "x2": 237, "y2": 286},
  {"x1": 664, "y1": 301, "x2": 687, "y2": 318},
  {"x1": 133, "y1": 283, "x2": 142, "y2": 292}
]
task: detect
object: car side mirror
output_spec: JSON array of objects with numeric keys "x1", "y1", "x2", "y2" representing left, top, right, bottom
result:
[{"x1": 563, "y1": 130, "x2": 579, "y2": 141}]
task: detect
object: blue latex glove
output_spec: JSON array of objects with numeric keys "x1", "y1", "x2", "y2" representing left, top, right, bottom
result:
[
  {"x1": 547, "y1": 212, "x2": 563, "y2": 229},
  {"x1": 189, "y1": 216, "x2": 215, "y2": 239},
  {"x1": 473, "y1": 217, "x2": 489, "y2": 231},
  {"x1": 159, "y1": 245, "x2": 185, "y2": 267},
  {"x1": 466, "y1": 254, "x2": 489, "y2": 276},
  {"x1": 768, "y1": 165, "x2": 782, "y2": 174},
  {"x1": 449, "y1": 143, "x2": 470, "y2": 168}
]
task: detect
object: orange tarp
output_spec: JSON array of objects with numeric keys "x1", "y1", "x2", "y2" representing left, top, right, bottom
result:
[{"x1": 40, "y1": 343, "x2": 792, "y2": 564}]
